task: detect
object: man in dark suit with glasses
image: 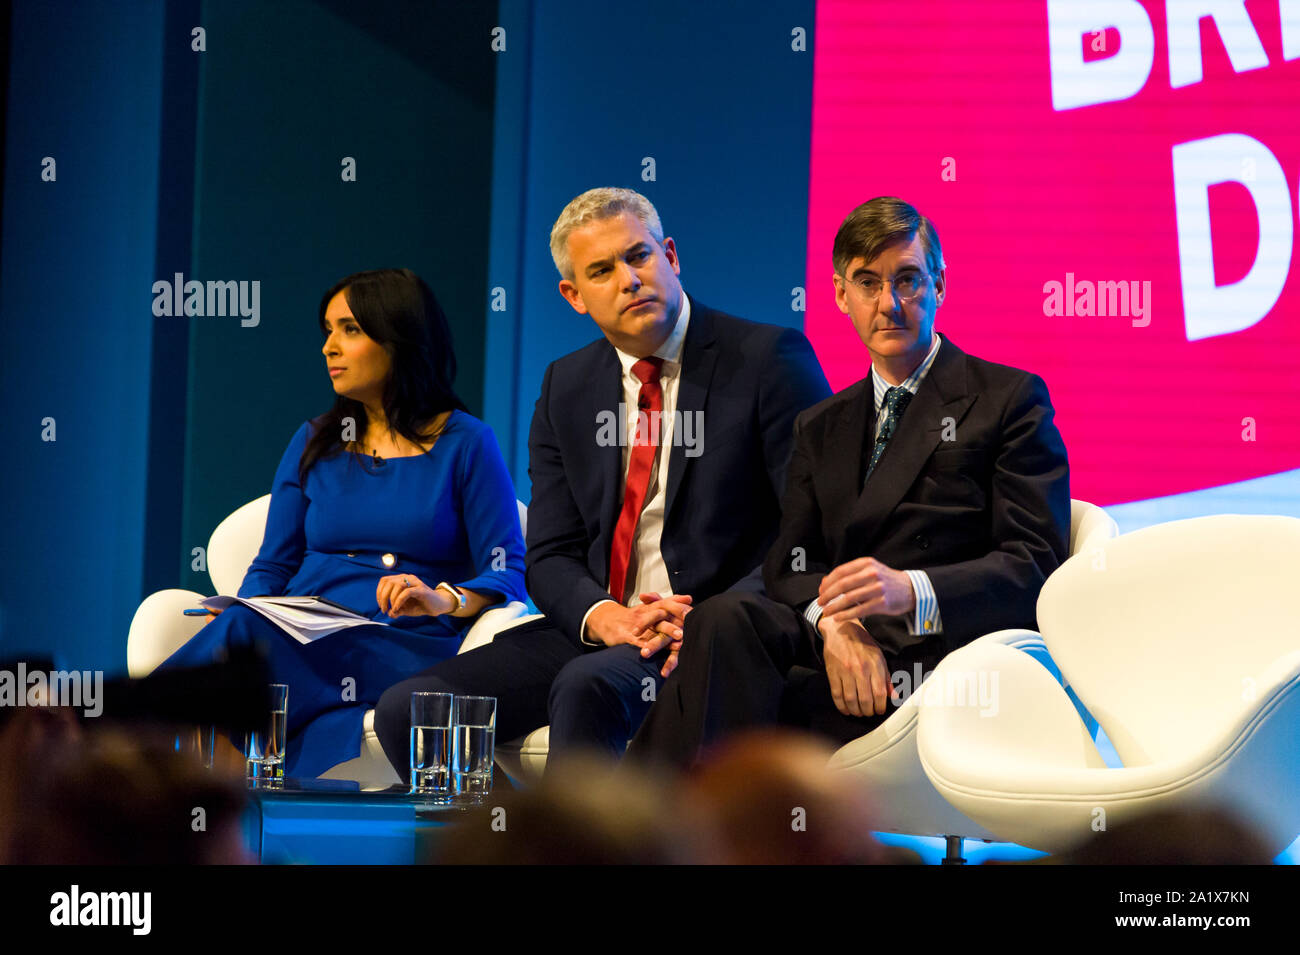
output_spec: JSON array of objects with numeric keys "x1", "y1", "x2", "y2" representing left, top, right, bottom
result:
[{"x1": 628, "y1": 196, "x2": 1071, "y2": 765}]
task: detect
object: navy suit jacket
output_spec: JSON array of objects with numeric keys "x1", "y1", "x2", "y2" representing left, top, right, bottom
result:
[
  {"x1": 763, "y1": 333, "x2": 1071, "y2": 663},
  {"x1": 526, "y1": 297, "x2": 832, "y2": 641}
]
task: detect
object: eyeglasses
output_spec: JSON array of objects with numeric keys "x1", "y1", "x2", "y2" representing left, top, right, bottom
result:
[{"x1": 842, "y1": 270, "x2": 930, "y2": 303}]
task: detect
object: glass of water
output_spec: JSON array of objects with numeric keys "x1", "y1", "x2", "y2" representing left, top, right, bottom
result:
[
  {"x1": 175, "y1": 724, "x2": 215, "y2": 770},
  {"x1": 409, "y1": 691, "x2": 454, "y2": 801},
  {"x1": 245, "y1": 683, "x2": 288, "y2": 785},
  {"x1": 452, "y1": 695, "x2": 496, "y2": 802}
]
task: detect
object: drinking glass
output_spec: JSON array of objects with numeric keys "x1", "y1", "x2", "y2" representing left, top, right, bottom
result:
[
  {"x1": 175, "y1": 724, "x2": 216, "y2": 769},
  {"x1": 410, "y1": 691, "x2": 454, "y2": 801},
  {"x1": 245, "y1": 683, "x2": 288, "y2": 785},
  {"x1": 452, "y1": 695, "x2": 496, "y2": 802}
]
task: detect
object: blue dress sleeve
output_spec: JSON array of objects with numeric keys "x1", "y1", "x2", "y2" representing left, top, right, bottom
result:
[
  {"x1": 237, "y1": 421, "x2": 312, "y2": 598},
  {"x1": 450, "y1": 420, "x2": 527, "y2": 605}
]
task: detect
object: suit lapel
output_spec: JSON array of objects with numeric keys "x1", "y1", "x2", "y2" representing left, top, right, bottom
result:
[
  {"x1": 587, "y1": 342, "x2": 626, "y2": 569},
  {"x1": 820, "y1": 375, "x2": 873, "y2": 534},
  {"x1": 665, "y1": 299, "x2": 716, "y2": 523},
  {"x1": 847, "y1": 335, "x2": 976, "y2": 555}
]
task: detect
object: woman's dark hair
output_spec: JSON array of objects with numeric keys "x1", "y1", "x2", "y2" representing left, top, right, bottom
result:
[{"x1": 299, "y1": 268, "x2": 468, "y2": 481}]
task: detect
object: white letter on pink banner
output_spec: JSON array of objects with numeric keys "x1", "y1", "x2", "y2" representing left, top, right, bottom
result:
[
  {"x1": 1047, "y1": 0, "x2": 1155, "y2": 110},
  {"x1": 1166, "y1": 0, "x2": 1269, "y2": 89},
  {"x1": 1171, "y1": 133, "x2": 1293, "y2": 342}
]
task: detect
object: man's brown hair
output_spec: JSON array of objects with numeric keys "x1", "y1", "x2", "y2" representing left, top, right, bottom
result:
[{"x1": 832, "y1": 196, "x2": 944, "y2": 277}]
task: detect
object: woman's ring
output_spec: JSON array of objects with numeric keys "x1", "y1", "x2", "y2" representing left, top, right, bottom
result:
[{"x1": 403, "y1": 577, "x2": 411, "y2": 588}]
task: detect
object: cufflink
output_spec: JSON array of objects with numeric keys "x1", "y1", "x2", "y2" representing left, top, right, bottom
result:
[
  {"x1": 382, "y1": 553, "x2": 397, "y2": 569},
  {"x1": 923, "y1": 621, "x2": 933, "y2": 631}
]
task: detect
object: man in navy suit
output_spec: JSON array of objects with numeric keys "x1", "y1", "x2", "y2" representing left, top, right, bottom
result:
[
  {"x1": 374, "y1": 187, "x2": 829, "y2": 776},
  {"x1": 627, "y1": 196, "x2": 1071, "y2": 766}
]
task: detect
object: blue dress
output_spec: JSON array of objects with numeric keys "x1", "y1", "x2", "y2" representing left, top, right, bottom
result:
[{"x1": 160, "y1": 410, "x2": 527, "y2": 777}]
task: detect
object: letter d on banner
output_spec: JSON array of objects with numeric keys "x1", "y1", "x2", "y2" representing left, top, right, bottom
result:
[{"x1": 1172, "y1": 133, "x2": 1293, "y2": 341}]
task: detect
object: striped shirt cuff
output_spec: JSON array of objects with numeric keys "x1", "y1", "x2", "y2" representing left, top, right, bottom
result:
[
  {"x1": 805, "y1": 573, "x2": 940, "y2": 636},
  {"x1": 804, "y1": 596, "x2": 825, "y2": 630},
  {"x1": 802, "y1": 597, "x2": 826, "y2": 662},
  {"x1": 905, "y1": 570, "x2": 942, "y2": 636}
]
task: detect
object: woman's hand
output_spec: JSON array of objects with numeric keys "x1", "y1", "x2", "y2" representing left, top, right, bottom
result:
[{"x1": 376, "y1": 574, "x2": 456, "y2": 618}]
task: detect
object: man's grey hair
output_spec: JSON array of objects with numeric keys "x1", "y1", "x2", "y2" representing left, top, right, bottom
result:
[{"x1": 549, "y1": 187, "x2": 665, "y2": 280}]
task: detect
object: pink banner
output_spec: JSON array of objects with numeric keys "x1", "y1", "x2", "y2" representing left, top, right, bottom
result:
[{"x1": 806, "y1": 0, "x2": 1300, "y2": 504}]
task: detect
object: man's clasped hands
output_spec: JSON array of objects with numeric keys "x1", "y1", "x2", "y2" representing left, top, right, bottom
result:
[{"x1": 582, "y1": 555, "x2": 918, "y2": 718}]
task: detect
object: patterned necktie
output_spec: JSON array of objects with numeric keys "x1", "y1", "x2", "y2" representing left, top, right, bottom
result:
[
  {"x1": 865, "y1": 386, "x2": 913, "y2": 482},
  {"x1": 607, "y1": 357, "x2": 664, "y2": 604}
]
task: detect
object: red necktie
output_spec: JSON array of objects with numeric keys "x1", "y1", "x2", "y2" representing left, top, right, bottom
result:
[{"x1": 607, "y1": 357, "x2": 664, "y2": 604}]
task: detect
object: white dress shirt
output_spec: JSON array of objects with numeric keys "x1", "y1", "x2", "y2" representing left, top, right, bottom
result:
[{"x1": 579, "y1": 296, "x2": 691, "y2": 644}]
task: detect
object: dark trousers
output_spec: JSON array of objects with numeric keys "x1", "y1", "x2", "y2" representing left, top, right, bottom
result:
[
  {"x1": 625, "y1": 591, "x2": 939, "y2": 769},
  {"x1": 374, "y1": 617, "x2": 670, "y2": 783}
]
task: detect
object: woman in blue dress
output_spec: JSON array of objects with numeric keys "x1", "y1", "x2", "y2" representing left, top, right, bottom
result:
[{"x1": 160, "y1": 268, "x2": 526, "y2": 778}]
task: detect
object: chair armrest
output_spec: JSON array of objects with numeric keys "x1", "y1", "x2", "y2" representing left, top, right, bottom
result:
[
  {"x1": 966, "y1": 628, "x2": 1100, "y2": 739},
  {"x1": 918, "y1": 641, "x2": 1107, "y2": 786},
  {"x1": 920, "y1": 643, "x2": 1300, "y2": 853},
  {"x1": 458, "y1": 602, "x2": 536, "y2": 655},
  {"x1": 127, "y1": 589, "x2": 209, "y2": 677}
]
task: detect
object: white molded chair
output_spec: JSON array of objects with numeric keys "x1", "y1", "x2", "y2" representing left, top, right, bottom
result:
[
  {"x1": 481, "y1": 620, "x2": 546, "y2": 785},
  {"x1": 487, "y1": 499, "x2": 1118, "y2": 798},
  {"x1": 826, "y1": 498, "x2": 1118, "y2": 862},
  {"x1": 917, "y1": 514, "x2": 1300, "y2": 856},
  {"x1": 127, "y1": 495, "x2": 530, "y2": 790}
]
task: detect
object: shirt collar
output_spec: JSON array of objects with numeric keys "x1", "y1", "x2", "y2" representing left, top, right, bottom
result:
[
  {"x1": 614, "y1": 294, "x2": 691, "y2": 377},
  {"x1": 872, "y1": 332, "x2": 943, "y2": 412}
]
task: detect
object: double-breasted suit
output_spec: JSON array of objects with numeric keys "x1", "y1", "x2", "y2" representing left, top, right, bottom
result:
[{"x1": 628, "y1": 332, "x2": 1071, "y2": 763}]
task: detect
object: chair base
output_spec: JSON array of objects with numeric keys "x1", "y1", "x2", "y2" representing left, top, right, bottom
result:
[{"x1": 942, "y1": 835, "x2": 967, "y2": 865}]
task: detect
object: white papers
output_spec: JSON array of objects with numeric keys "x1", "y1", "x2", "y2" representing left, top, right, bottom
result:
[{"x1": 201, "y1": 595, "x2": 382, "y2": 645}]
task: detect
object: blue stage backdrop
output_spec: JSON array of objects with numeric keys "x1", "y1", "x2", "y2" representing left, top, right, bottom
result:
[
  {"x1": 0, "y1": 0, "x2": 501, "y2": 671},
  {"x1": 483, "y1": 0, "x2": 817, "y2": 494},
  {"x1": 0, "y1": 0, "x2": 815, "y2": 672},
  {"x1": 0, "y1": 1, "x2": 166, "y2": 672}
]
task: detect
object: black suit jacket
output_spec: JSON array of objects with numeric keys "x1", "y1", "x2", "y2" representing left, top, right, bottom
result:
[
  {"x1": 763, "y1": 333, "x2": 1070, "y2": 662},
  {"x1": 526, "y1": 297, "x2": 832, "y2": 641}
]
